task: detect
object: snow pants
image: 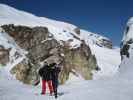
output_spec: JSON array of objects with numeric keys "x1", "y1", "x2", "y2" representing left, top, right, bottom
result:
[
  {"x1": 41, "y1": 80, "x2": 53, "y2": 95},
  {"x1": 52, "y1": 78, "x2": 58, "y2": 98}
]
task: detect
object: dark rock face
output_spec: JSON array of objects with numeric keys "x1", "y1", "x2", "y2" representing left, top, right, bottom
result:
[
  {"x1": 2, "y1": 24, "x2": 49, "y2": 50},
  {"x1": 120, "y1": 25, "x2": 133, "y2": 61},
  {"x1": 120, "y1": 38, "x2": 133, "y2": 60},
  {"x1": 74, "y1": 28, "x2": 80, "y2": 35},
  {"x1": 2, "y1": 24, "x2": 59, "y2": 84},
  {"x1": 2, "y1": 24, "x2": 97, "y2": 84},
  {"x1": 97, "y1": 39, "x2": 112, "y2": 49},
  {"x1": 0, "y1": 45, "x2": 10, "y2": 65},
  {"x1": 120, "y1": 43, "x2": 130, "y2": 60}
]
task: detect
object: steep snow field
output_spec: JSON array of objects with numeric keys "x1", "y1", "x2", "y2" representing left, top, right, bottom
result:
[
  {"x1": 90, "y1": 45, "x2": 120, "y2": 79},
  {"x1": 0, "y1": 3, "x2": 111, "y2": 49}
]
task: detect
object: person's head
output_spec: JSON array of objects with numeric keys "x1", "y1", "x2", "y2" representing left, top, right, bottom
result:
[
  {"x1": 52, "y1": 62, "x2": 56, "y2": 65},
  {"x1": 43, "y1": 61, "x2": 48, "y2": 66},
  {"x1": 49, "y1": 62, "x2": 56, "y2": 67}
]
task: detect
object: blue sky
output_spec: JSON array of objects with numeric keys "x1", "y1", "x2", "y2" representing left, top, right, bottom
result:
[{"x1": 0, "y1": 0, "x2": 133, "y2": 46}]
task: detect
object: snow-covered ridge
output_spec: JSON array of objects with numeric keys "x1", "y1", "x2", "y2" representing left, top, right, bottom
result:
[
  {"x1": 127, "y1": 17, "x2": 133, "y2": 26},
  {"x1": 122, "y1": 17, "x2": 133, "y2": 44},
  {"x1": 0, "y1": 3, "x2": 111, "y2": 48},
  {"x1": 80, "y1": 29, "x2": 111, "y2": 46},
  {"x1": 0, "y1": 4, "x2": 76, "y2": 30}
]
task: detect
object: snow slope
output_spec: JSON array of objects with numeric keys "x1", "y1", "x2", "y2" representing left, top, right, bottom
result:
[
  {"x1": 1, "y1": 67, "x2": 133, "y2": 100},
  {"x1": 122, "y1": 17, "x2": 133, "y2": 44},
  {"x1": 119, "y1": 17, "x2": 133, "y2": 80},
  {"x1": 0, "y1": 3, "x2": 111, "y2": 49},
  {"x1": 91, "y1": 45, "x2": 120, "y2": 79},
  {"x1": 0, "y1": 3, "x2": 121, "y2": 79}
]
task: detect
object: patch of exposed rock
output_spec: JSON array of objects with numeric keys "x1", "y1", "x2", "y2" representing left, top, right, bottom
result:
[
  {"x1": 96, "y1": 38, "x2": 112, "y2": 49},
  {"x1": 0, "y1": 45, "x2": 10, "y2": 65}
]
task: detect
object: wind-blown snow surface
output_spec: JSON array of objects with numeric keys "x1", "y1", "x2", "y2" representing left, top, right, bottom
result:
[
  {"x1": 91, "y1": 45, "x2": 120, "y2": 79},
  {"x1": 1, "y1": 67, "x2": 133, "y2": 100}
]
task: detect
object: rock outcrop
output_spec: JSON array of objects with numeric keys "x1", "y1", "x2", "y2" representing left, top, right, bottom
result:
[
  {"x1": 119, "y1": 17, "x2": 133, "y2": 79},
  {"x1": 96, "y1": 38, "x2": 112, "y2": 49},
  {"x1": 1, "y1": 24, "x2": 98, "y2": 84},
  {"x1": 120, "y1": 18, "x2": 133, "y2": 60},
  {"x1": 0, "y1": 45, "x2": 10, "y2": 65}
]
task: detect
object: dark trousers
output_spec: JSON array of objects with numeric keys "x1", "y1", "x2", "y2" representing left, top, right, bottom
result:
[{"x1": 52, "y1": 78, "x2": 58, "y2": 97}]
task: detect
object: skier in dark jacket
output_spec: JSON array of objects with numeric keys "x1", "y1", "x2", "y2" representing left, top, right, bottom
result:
[
  {"x1": 38, "y1": 62, "x2": 53, "y2": 95},
  {"x1": 49, "y1": 63, "x2": 61, "y2": 98}
]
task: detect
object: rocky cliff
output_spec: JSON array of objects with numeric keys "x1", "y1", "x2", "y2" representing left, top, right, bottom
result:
[{"x1": 1, "y1": 24, "x2": 98, "y2": 84}]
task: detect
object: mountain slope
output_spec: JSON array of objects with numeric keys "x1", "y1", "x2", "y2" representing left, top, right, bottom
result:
[
  {"x1": 0, "y1": 3, "x2": 112, "y2": 49},
  {"x1": 0, "y1": 4, "x2": 121, "y2": 81}
]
